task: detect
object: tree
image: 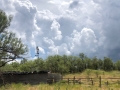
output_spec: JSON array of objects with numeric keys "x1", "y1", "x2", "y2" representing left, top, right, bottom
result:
[
  {"x1": 0, "y1": 9, "x2": 28, "y2": 67},
  {"x1": 79, "y1": 53, "x2": 85, "y2": 61},
  {"x1": 0, "y1": 9, "x2": 12, "y2": 33},
  {"x1": 91, "y1": 57, "x2": 99, "y2": 70},
  {"x1": 76, "y1": 57, "x2": 84, "y2": 72},
  {"x1": 85, "y1": 58, "x2": 92, "y2": 69},
  {"x1": 79, "y1": 53, "x2": 87, "y2": 69},
  {"x1": 103, "y1": 57, "x2": 113, "y2": 71},
  {"x1": 115, "y1": 60, "x2": 120, "y2": 71},
  {"x1": 33, "y1": 58, "x2": 45, "y2": 71},
  {"x1": 19, "y1": 60, "x2": 35, "y2": 72},
  {"x1": 11, "y1": 62, "x2": 20, "y2": 71},
  {"x1": 20, "y1": 58, "x2": 28, "y2": 64},
  {"x1": 98, "y1": 59, "x2": 103, "y2": 70}
]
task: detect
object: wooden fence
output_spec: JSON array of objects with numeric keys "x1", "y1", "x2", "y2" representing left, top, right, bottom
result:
[{"x1": 47, "y1": 76, "x2": 120, "y2": 87}]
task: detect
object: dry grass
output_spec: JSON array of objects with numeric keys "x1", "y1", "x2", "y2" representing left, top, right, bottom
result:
[
  {"x1": 64, "y1": 69, "x2": 120, "y2": 78},
  {"x1": 1, "y1": 83, "x2": 120, "y2": 90}
]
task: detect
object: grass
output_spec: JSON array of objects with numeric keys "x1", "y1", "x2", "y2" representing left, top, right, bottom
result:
[
  {"x1": 1, "y1": 69, "x2": 120, "y2": 90},
  {"x1": 1, "y1": 83, "x2": 120, "y2": 90},
  {"x1": 64, "y1": 69, "x2": 120, "y2": 78}
]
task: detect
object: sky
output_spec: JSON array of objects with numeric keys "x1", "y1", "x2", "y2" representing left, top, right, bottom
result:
[{"x1": 0, "y1": 0, "x2": 120, "y2": 61}]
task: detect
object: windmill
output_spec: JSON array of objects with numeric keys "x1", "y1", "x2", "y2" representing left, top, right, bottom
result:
[{"x1": 35, "y1": 46, "x2": 39, "y2": 59}]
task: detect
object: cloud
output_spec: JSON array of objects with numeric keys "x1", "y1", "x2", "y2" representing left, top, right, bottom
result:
[
  {"x1": 38, "y1": 47, "x2": 45, "y2": 54},
  {"x1": 0, "y1": 0, "x2": 40, "y2": 58},
  {"x1": 1, "y1": 0, "x2": 120, "y2": 61},
  {"x1": 50, "y1": 20, "x2": 62, "y2": 40},
  {"x1": 69, "y1": 1, "x2": 80, "y2": 9},
  {"x1": 13, "y1": 0, "x2": 38, "y2": 41},
  {"x1": 42, "y1": 37, "x2": 54, "y2": 47},
  {"x1": 0, "y1": 0, "x2": 15, "y2": 15},
  {"x1": 64, "y1": 28, "x2": 98, "y2": 56},
  {"x1": 47, "y1": 43, "x2": 71, "y2": 56}
]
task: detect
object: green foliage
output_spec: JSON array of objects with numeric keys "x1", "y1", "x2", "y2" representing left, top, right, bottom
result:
[
  {"x1": 0, "y1": 9, "x2": 12, "y2": 33},
  {"x1": 20, "y1": 58, "x2": 27, "y2": 64},
  {"x1": 33, "y1": 58, "x2": 45, "y2": 71},
  {"x1": 79, "y1": 53, "x2": 85, "y2": 60},
  {"x1": 91, "y1": 57, "x2": 99, "y2": 70},
  {"x1": 45, "y1": 55, "x2": 69, "y2": 73},
  {"x1": 20, "y1": 60, "x2": 35, "y2": 72},
  {"x1": 115, "y1": 60, "x2": 120, "y2": 71},
  {"x1": 103, "y1": 57, "x2": 114, "y2": 71},
  {"x1": 1, "y1": 54, "x2": 120, "y2": 73},
  {"x1": 0, "y1": 9, "x2": 28, "y2": 67}
]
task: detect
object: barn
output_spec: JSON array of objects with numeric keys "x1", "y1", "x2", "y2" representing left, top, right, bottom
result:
[{"x1": 0, "y1": 71, "x2": 62, "y2": 85}]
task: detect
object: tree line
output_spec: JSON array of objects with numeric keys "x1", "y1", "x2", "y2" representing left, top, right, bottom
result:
[{"x1": 1, "y1": 53, "x2": 120, "y2": 74}]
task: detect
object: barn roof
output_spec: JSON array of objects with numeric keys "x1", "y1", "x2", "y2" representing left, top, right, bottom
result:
[{"x1": 2, "y1": 70, "x2": 49, "y2": 75}]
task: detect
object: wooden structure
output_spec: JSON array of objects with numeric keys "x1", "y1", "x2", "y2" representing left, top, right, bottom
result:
[
  {"x1": 0, "y1": 71, "x2": 62, "y2": 85},
  {"x1": 60, "y1": 76, "x2": 120, "y2": 87}
]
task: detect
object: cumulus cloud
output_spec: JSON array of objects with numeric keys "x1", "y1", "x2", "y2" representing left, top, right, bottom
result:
[
  {"x1": 69, "y1": 0, "x2": 80, "y2": 9},
  {"x1": 64, "y1": 28, "x2": 98, "y2": 57},
  {"x1": 1, "y1": 0, "x2": 120, "y2": 61},
  {"x1": 38, "y1": 47, "x2": 45, "y2": 54},
  {"x1": 42, "y1": 37, "x2": 54, "y2": 47},
  {"x1": 13, "y1": 0, "x2": 38, "y2": 41},
  {"x1": 50, "y1": 20, "x2": 62, "y2": 40}
]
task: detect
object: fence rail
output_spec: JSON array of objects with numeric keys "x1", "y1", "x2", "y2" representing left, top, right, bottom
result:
[{"x1": 47, "y1": 76, "x2": 120, "y2": 87}]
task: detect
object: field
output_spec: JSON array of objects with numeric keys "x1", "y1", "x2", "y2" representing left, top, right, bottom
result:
[{"x1": 1, "y1": 69, "x2": 120, "y2": 90}]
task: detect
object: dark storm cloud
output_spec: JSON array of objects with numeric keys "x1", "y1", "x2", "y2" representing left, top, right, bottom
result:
[{"x1": 108, "y1": 48, "x2": 120, "y2": 61}]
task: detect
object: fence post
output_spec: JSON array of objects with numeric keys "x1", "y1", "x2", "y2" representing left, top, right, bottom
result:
[
  {"x1": 53, "y1": 76, "x2": 54, "y2": 83},
  {"x1": 79, "y1": 78, "x2": 81, "y2": 84},
  {"x1": 106, "y1": 81, "x2": 109, "y2": 85},
  {"x1": 117, "y1": 80, "x2": 120, "y2": 85},
  {"x1": 91, "y1": 78, "x2": 94, "y2": 85},
  {"x1": 68, "y1": 78, "x2": 69, "y2": 84},
  {"x1": 60, "y1": 75, "x2": 63, "y2": 80},
  {"x1": 73, "y1": 76, "x2": 75, "y2": 85},
  {"x1": 99, "y1": 76, "x2": 101, "y2": 88}
]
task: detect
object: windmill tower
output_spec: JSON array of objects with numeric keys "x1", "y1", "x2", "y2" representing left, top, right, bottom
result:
[{"x1": 35, "y1": 46, "x2": 39, "y2": 59}]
